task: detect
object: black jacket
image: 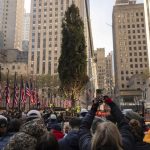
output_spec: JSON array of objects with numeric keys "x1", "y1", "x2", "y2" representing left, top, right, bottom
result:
[
  {"x1": 135, "y1": 142, "x2": 150, "y2": 150},
  {"x1": 79, "y1": 101, "x2": 135, "y2": 150},
  {"x1": 59, "y1": 130, "x2": 80, "y2": 150}
]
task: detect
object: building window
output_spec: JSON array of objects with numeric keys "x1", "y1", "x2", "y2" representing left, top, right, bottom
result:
[
  {"x1": 12, "y1": 66, "x2": 15, "y2": 69},
  {"x1": 135, "y1": 64, "x2": 138, "y2": 68},
  {"x1": 139, "y1": 52, "x2": 142, "y2": 56},
  {"x1": 122, "y1": 84, "x2": 124, "y2": 88},
  {"x1": 144, "y1": 58, "x2": 147, "y2": 62},
  {"x1": 145, "y1": 64, "x2": 148, "y2": 67},
  {"x1": 140, "y1": 64, "x2": 143, "y2": 67},
  {"x1": 139, "y1": 58, "x2": 142, "y2": 62}
]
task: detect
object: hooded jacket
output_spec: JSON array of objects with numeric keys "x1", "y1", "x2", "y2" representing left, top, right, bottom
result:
[
  {"x1": 4, "y1": 118, "x2": 47, "y2": 150},
  {"x1": 59, "y1": 130, "x2": 79, "y2": 150}
]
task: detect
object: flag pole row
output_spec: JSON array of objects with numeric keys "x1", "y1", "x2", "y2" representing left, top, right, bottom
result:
[{"x1": 0, "y1": 71, "x2": 39, "y2": 112}]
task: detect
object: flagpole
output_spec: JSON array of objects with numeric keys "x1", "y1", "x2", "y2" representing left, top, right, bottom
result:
[
  {"x1": 18, "y1": 75, "x2": 22, "y2": 113},
  {"x1": 12, "y1": 72, "x2": 17, "y2": 110},
  {"x1": 6, "y1": 68, "x2": 9, "y2": 111},
  {"x1": 29, "y1": 78, "x2": 32, "y2": 110}
]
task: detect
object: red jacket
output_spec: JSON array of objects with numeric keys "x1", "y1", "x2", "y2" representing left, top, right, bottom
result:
[{"x1": 52, "y1": 129, "x2": 64, "y2": 141}]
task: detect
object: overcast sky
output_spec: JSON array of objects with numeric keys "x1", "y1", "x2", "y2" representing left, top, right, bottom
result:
[{"x1": 25, "y1": 0, "x2": 144, "y2": 54}]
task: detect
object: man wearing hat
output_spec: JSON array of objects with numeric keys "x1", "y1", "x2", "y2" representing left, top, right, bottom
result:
[{"x1": 26, "y1": 110, "x2": 42, "y2": 122}]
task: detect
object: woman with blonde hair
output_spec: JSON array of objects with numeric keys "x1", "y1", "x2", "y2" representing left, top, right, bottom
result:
[
  {"x1": 91, "y1": 122, "x2": 123, "y2": 150},
  {"x1": 79, "y1": 96, "x2": 135, "y2": 150}
]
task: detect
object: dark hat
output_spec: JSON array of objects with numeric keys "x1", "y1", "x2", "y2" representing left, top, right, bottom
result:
[
  {"x1": 125, "y1": 111, "x2": 143, "y2": 122},
  {"x1": 51, "y1": 124, "x2": 62, "y2": 131}
]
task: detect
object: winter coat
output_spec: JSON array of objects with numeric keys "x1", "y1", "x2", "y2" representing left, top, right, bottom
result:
[
  {"x1": 135, "y1": 142, "x2": 150, "y2": 150},
  {"x1": 4, "y1": 118, "x2": 47, "y2": 150},
  {"x1": 52, "y1": 129, "x2": 64, "y2": 141},
  {"x1": 79, "y1": 102, "x2": 135, "y2": 150},
  {"x1": 0, "y1": 132, "x2": 14, "y2": 150},
  {"x1": 59, "y1": 130, "x2": 79, "y2": 150}
]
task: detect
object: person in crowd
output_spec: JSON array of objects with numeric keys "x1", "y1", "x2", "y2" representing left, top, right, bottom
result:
[
  {"x1": 0, "y1": 115, "x2": 15, "y2": 150},
  {"x1": 79, "y1": 96, "x2": 135, "y2": 150},
  {"x1": 79, "y1": 108, "x2": 88, "y2": 119},
  {"x1": 91, "y1": 116, "x2": 106, "y2": 134},
  {"x1": 8, "y1": 118, "x2": 21, "y2": 133},
  {"x1": 51, "y1": 123, "x2": 64, "y2": 141},
  {"x1": 36, "y1": 132, "x2": 59, "y2": 150},
  {"x1": 63, "y1": 124, "x2": 70, "y2": 137},
  {"x1": 4, "y1": 118, "x2": 47, "y2": 150},
  {"x1": 26, "y1": 109, "x2": 42, "y2": 122},
  {"x1": 125, "y1": 110, "x2": 146, "y2": 132},
  {"x1": 47, "y1": 114, "x2": 58, "y2": 131},
  {"x1": 128, "y1": 119, "x2": 150, "y2": 150},
  {"x1": 59, "y1": 117, "x2": 81, "y2": 150},
  {"x1": 143, "y1": 129, "x2": 150, "y2": 144}
]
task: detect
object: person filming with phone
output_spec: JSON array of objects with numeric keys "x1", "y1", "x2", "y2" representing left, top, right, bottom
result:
[{"x1": 79, "y1": 95, "x2": 135, "y2": 150}]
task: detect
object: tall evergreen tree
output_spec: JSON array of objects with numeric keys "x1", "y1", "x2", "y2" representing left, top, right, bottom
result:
[{"x1": 58, "y1": 4, "x2": 88, "y2": 106}]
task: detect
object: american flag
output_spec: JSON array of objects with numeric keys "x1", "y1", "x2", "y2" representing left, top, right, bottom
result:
[
  {"x1": 0, "y1": 83, "x2": 2, "y2": 102},
  {"x1": 14, "y1": 83, "x2": 19, "y2": 105},
  {"x1": 26, "y1": 82, "x2": 31, "y2": 97},
  {"x1": 21, "y1": 88, "x2": 26, "y2": 103},
  {"x1": 21, "y1": 80, "x2": 26, "y2": 104},
  {"x1": 30, "y1": 90, "x2": 35, "y2": 104},
  {"x1": 5, "y1": 78, "x2": 10, "y2": 104},
  {"x1": 29, "y1": 80, "x2": 34, "y2": 103}
]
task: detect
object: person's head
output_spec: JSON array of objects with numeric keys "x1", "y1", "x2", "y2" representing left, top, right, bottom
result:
[
  {"x1": 125, "y1": 111, "x2": 143, "y2": 122},
  {"x1": 91, "y1": 117, "x2": 105, "y2": 134},
  {"x1": 4, "y1": 118, "x2": 47, "y2": 150},
  {"x1": 50, "y1": 114, "x2": 57, "y2": 122},
  {"x1": 36, "y1": 132, "x2": 59, "y2": 150},
  {"x1": 64, "y1": 125, "x2": 70, "y2": 134},
  {"x1": 51, "y1": 124, "x2": 62, "y2": 132},
  {"x1": 0, "y1": 115, "x2": 8, "y2": 136},
  {"x1": 80, "y1": 108, "x2": 88, "y2": 118},
  {"x1": 129, "y1": 119, "x2": 143, "y2": 141},
  {"x1": 69, "y1": 117, "x2": 81, "y2": 130},
  {"x1": 92, "y1": 122, "x2": 123, "y2": 150},
  {"x1": 8, "y1": 118, "x2": 21, "y2": 132},
  {"x1": 26, "y1": 110, "x2": 42, "y2": 122}
]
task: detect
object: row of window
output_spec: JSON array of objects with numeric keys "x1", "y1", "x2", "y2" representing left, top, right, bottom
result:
[
  {"x1": 119, "y1": 23, "x2": 144, "y2": 29},
  {"x1": 129, "y1": 46, "x2": 147, "y2": 51},
  {"x1": 130, "y1": 64, "x2": 148, "y2": 68},
  {"x1": 129, "y1": 51, "x2": 147, "y2": 56},
  {"x1": 121, "y1": 70, "x2": 144, "y2": 75},
  {"x1": 129, "y1": 57, "x2": 147, "y2": 62}
]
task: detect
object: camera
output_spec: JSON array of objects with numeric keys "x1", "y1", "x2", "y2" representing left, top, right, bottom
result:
[{"x1": 97, "y1": 95, "x2": 104, "y2": 104}]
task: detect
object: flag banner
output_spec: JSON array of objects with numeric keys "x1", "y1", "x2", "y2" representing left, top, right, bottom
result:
[
  {"x1": 5, "y1": 76, "x2": 10, "y2": 104},
  {"x1": 0, "y1": 83, "x2": 2, "y2": 103},
  {"x1": 29, "y1": 79, "x2": 34, "y2": 104},
  {"x1": 14, "y1": 84, "x2": 19, "y2": 105},
  {"x1": 21, "y1": 79, "x2": 26, "y2": 104},
  {"x1": 26, "y1": 81, "x2": 31, "y2": 97}
]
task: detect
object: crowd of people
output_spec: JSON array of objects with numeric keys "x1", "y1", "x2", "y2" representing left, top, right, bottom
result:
[{"x1": 0, "y1": 96, "x2": 150, "y2": 150}]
